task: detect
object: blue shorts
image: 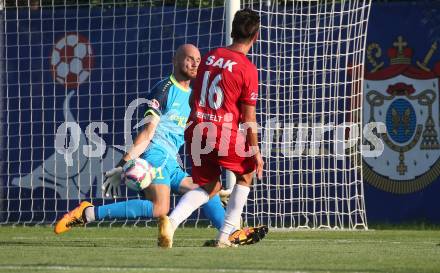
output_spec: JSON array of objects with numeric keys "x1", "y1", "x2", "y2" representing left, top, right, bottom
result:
[{"x1": 140, "y1": 145, "x2": 188, "y2": 194}]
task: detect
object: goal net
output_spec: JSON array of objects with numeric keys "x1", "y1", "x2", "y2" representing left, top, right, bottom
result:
[
  {"x1": 0, "y1": 0, "x2": 370, "y2": 230},
  {"x1": 245, "y1": 0, "x2": 370, "y2": 229}
]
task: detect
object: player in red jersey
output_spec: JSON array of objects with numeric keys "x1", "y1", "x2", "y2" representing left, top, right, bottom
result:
[{"x1": 158, "y1": 8, "x2": 266, "y2": 248}]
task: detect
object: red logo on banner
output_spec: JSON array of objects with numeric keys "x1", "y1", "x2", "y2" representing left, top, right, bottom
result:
[{"x1": 50, "y1": 33, "x2": 94, "y2": 88}]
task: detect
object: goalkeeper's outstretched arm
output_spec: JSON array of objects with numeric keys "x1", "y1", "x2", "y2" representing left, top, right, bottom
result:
[
  {"x1": 120, "y1": 114, "x2": 160, "y2": 165},
  {"x1": 102, "y1": 114, "x2": 160, "y2": 197}
]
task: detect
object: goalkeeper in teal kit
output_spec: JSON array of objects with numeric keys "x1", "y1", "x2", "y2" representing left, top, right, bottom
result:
[{"x1": 54, "y1": 44, "x2": 265, "y2": 246}]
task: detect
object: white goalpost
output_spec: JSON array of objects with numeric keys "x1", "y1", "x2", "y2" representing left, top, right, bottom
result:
[
  {"x1": 0, "y1": 0, "x2": 370, "y2": 230},
  {"x1": 0, "y1": 0, "x2": 4, "y2": 223}
]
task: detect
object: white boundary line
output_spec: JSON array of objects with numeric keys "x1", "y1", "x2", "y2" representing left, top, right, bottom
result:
[{"x1": 0, "y1": 265, "x2": 316, "y2": 273}]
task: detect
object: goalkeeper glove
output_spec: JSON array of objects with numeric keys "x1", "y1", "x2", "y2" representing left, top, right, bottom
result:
[{"x1": 102, "y1": 159, "x2": 126, "y2": 198}]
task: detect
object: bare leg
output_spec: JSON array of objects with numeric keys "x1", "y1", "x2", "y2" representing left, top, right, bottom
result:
[
  {"x1": 143, "y1": 184, "x2": 170, "y2": 217},
  {"x1": 177, "y1": 177, "x2": 198, "y2": 194},
  {"x1": 216, "y1": 170, "x2": 254, "y2": 242}
]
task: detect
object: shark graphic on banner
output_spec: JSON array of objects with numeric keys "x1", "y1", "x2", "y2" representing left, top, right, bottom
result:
[{"x1": 10, "y1": 92, "x2": 123, "y2": 199}]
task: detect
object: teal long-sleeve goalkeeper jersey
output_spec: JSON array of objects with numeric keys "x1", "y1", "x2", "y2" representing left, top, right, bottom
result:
[{"x1": 144, "y1": 74, "x2": 191, "y2": 156}]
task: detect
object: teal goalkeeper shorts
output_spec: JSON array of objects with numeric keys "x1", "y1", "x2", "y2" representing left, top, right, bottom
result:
[{"x1": 139, "y1": 144, "x2": 188, "y2": 193}]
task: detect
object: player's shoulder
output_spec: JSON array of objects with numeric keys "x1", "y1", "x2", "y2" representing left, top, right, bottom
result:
[
  {"x1": 205, "y1": 47, "x2": 255, "y2": 70},
  {"x1": 243, "y1": 57, "x2": 257, "y2": 70},
  {"x1": 150, "y1": 76, "x2": 173, "y2": 95},
  {"x1": 213, "y1": 47, "x2": 241, "y2": 58},
  {"x1": 205, "y1": 47, "x2": 224, "y2": 56},
  {"x1": 204, "y1": 47, "x2": 241, "y2": 60},
  {"x1": 145, "y1": 76, "x2": 178, "y2": 114},
  {"x1": 201, "y1": 48, "x2": 220, "y2": 63},
  {"x1": 227, "y1": 48, "x2": 256, "y2": 68}
]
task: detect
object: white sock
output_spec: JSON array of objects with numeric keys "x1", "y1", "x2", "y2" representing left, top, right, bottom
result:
[
  {"x1": 169, "y1": 188, "x2": 209, "y2": 231},
  {"x1": 84, "y1": 207, "x2": 95, "y2": 223},
  {"x1": 217, "y1": 184, "x2": 250, "y2": 242}
]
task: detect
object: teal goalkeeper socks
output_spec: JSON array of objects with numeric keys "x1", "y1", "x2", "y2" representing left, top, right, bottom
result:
[
  {"x1": 201, "y1": 194, "x2": 225, "y2": 230},
  {"x1": 95, "y1": 199, "x2": 154, "y2": 220},
  {"x1": 94, "y1": 196, "x2": 223, "y2": 228}
]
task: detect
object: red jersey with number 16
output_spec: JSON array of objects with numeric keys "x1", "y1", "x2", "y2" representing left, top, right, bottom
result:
[{"x1": 188, "y1": 47, "x2": 259, "y2": 151}]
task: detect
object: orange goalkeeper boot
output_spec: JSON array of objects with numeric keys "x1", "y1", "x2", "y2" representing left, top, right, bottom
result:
[
  {"x1": 228, "y1": 225, "x2": 269, "y2": 245},
  {"x1": 203, "y1": 225, "x2": 269, "y2": 247},
  {"x1": 54, "y1": 201, "x2": 93, "y2": 234}
]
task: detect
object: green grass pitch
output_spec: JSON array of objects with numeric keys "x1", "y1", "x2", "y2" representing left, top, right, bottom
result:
[{"x1": 0, "y1": 226, "x2": 439, "y2": 273}]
